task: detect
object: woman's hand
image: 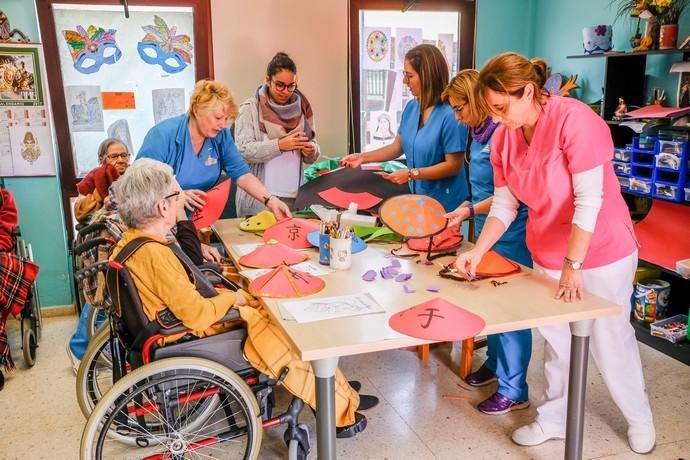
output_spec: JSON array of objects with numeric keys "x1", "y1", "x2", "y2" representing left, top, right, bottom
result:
[
  {"x1": 555, "y1": 265, "x2": 585, "y2": 302},
  {"x1": 381, "y1": 169, "x2": 409, "y2": 185},
  {"x1": 183, "y1": 189, "x2": 207, "y2": 211},
  {"x1": 267, "y1": 197, "x2": 292, "y2": 219},
  {"x1": 444, "y1": 205, "x2": 471, "y2": 227},
  {"x1": 301, "y1": 141, "x2": 317, "y2": 158},
  {"x1": 340, "y1": 153, "x2": 365, "y2": 168},
  {"x1": 201, "y1": 243, "x2": 221, "y2": 263},
  {"x1": 452, "y1": 248, "x2": 486, "y2": 280},
  {"x1": 279, "y1": 131, "x2": 310, "y2": 151}
]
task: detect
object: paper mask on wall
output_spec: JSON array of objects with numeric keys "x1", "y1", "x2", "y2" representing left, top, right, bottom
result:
[
  {"x1": 63, "y1": 25, "x2": 122, "y2": 74},
  {"x1": 138, "y1": 15, "x2": 193, "y2": 74},
  {"x1": 389, "y1": 297, "x2": 485, "y2": 341}
]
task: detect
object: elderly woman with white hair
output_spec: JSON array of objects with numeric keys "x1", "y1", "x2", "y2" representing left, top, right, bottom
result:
[{"x1": 110, "y1": 158, "x2": 373, "y2": 436}]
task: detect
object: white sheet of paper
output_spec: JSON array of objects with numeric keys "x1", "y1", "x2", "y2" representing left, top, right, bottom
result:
[
  {"x1": 232, "y1": 243, "x2": 264, "y2": 256},
  {"x1": 281, "y1": 292, "x2": 385, "y2": 324},
  {"x1": 240, "y1": 261, "x2": 330, "y2": 281},
  {"x1": 239, "y1": 268, "x2": 272, "y2": 281}
]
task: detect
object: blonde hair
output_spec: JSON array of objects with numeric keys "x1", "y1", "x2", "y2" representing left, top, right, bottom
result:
[
  {"x1": 405, "y1": 44, "x2": 449, "y2": 112},
  {"x1": 187, "y1": 80, "x2": 239, "y2": 120},
  {"x1": 442, "y1": 69, "x2": 485, "y2": 128},
  {"x1": 476, "y1": 52, "x2": 548, "y2": 116}
]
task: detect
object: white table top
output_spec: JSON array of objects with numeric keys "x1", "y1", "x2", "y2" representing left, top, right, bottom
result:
[{"x1": 215, "y1": 219, "x2": 620, "y2": 362}]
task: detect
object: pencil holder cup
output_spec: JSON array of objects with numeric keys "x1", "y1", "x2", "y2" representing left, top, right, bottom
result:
[
  {"x1": 319, "y1": 233, "x2": 331, "y2": 265},
  {"x1": 330, "y1": 237, "x2": 352, "y2": 270}
]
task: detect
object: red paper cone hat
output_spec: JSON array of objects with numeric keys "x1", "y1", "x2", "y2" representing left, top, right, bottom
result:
[
  {"x1": 406, "y1": 225, "x2": 463, "y2": 252},
  {"x1": 317, "y1": 187, "x2": 383, "y2": 210},
  {"x1": 248, "y1": 265, "x2": 325, "y2": 298},
  {"x1": 238, "y1": 240, "x2": 308, "y2": 268},
  {"x1": 263, "y1": 218, "x2": 320, "y2": 249},
  {"x1": 389, "y1": 297, "x2": 485, "y2": 341},
  {"x1": 475, "y1": 250, "x2": 521, "y2": 278},
  {"x1": 191, "y1": 179, "x2": 231, "y2": 230}
]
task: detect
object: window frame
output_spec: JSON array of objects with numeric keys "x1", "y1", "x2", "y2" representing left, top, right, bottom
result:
[{"x1": 348, "y1": 0, "x2": 475, "y2": 152}]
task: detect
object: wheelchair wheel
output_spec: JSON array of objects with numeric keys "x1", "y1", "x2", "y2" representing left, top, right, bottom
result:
[
  {"x1": 81, "y1": 357, "x2": 263, "y2": 459},
  {"x1": 85, "y1": 305, "x2": 103, "y2": 340},
  {"x1": 22, "y1": 317, "x2": 37, "y2": 367},
  {"x1": 76, "y1": 326, "x2": 114, "y2": 418},
  {"x1": 28, "y1": 283, "x2": 42, "y2": 341}
]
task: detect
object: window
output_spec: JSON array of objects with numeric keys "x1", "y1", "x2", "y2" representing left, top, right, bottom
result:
[{"x1": 349, "y1": 0, "x2": 475, "y2": 153}]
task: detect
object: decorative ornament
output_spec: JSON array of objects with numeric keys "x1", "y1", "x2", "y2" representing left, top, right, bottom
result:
[
  {"x1": 63, "y1": 25, "x2": 122, "y2": 74},
  {"x1": 137, "y1": 15, "x2": 193, "y2": 74}
]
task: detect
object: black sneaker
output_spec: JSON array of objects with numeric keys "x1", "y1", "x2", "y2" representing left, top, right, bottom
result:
[
  {"x1": 336, "y1": 412, "x2": 367, "y2": 439},
  {"x1": 357, "y1": 394, "x2": 379, "y2": 411}
]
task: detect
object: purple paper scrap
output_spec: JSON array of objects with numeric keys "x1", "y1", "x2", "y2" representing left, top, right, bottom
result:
[
  {"x1": 362, "y1": 270, "x2": 377, "y2": 282},
  {"x1": 426, "y1": 284, "x2": 440, "y2": 293},
  {"x1": 380, "y1": 266, "x2": 399, "y2": 279},
  {"x1": 390, "y1": 259, "x2": 401, "y2": 268},
  {"x1": 395, "y1": 273, "x2": 412, "y2": 282},
  {"x1": 403, "y1": 284, "x2": 416, "y2": 293}
]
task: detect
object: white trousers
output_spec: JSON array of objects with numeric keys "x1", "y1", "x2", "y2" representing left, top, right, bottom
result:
[{"x1": 533, "y1": 251, "x2": 653, "y2": 432}]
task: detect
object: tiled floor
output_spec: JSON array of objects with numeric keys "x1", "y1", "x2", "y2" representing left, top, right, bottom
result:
[{"x1": 0, "y1": 314, "x2": 688, "y2": 459}]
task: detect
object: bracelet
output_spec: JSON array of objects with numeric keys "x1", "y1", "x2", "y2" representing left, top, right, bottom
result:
[
  {"x1": 263, "y1": 194, "x2": 276, "y2": 206},
  {"x1": 468, "y1": 204, "x2": 475, "y2": 219}
]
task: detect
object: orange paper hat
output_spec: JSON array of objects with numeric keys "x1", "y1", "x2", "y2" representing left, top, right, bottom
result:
[
  {"x1": 379, "y1": 194, "x2": 447, "y2": 239},
  {"x1": 318, "y1": 187, "x2": 383, "y2": 210},
  {"x1": 475, "y1": 250, "x2": 521, "y2": 278},
  {"x1": 248, "y1": 265, "x2": 325, "y2": 298},
  {"x1": 263, "y1": 218, "x2": 320, "y2": 249},
  {"x1": 191, "y1": 179, "x2": 231, "y2": 230},
  {"x1": 238, "y1": 240, "x2": 308, "y2": 268},
  {"x1": 406, "y1": 225, "x2": 463, "y2": 252},
  {"x1": 389, "y1": 297, "x2": 485, "y2": 341}
]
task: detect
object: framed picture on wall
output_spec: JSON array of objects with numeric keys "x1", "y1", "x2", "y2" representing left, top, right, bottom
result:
[
  {"x1": 0, "y1": 45, "x2": 44, "y2": 106},
  {"x1": 678, "y1": 72, "x2": 690, "y2": 108}
]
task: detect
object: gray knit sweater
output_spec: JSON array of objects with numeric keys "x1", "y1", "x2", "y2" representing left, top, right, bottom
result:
[{"x1": 233, "y1": 95, "x2": 320, "y2": 217}]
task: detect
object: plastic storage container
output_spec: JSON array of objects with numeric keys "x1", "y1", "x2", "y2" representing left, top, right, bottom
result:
[
  {"x1": 676, "y1": 258, "x2": 690, "y2": 279},
  {"x1": 613, "y1": 160, "x2": 631, "y2": 175},
  {"x1": 614, "y1": 148, "x2": 631, "y2": 161},
  {"x1": 653, "y1": 183, "x2": 680, "y2": 200},
  {"x1": 629, "y1": 177, "x2": 652, "y2": 194},
  {"x1": 655, "y1": 152, "x2": 683, "y2": 170},
  {"x1": 650, "y1": 314, "x2": 688, "y2": 343},
  {"x1": 685, "y1": 187, "x2": 690, "y2": 202},
  {"x1": 617, "y1": 176, "x2": 630, "y2": 189},
  {"x1": 658, "y1": 139, "x2": 685, "y2": 155}
]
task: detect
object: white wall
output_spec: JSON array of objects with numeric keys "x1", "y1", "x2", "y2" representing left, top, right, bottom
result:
[{"x1": 211, "y1": 0, "x2": 349, "y2": 157}]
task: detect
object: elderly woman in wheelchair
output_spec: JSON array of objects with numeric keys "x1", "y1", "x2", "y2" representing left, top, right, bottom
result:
[{"x1": 80, "y1": 159, "x2": 373, "y2": 459}]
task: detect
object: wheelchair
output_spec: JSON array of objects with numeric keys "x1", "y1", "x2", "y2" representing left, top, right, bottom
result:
[{"x1": 80, "y1": 241, "x2": 311, "y2": 459}]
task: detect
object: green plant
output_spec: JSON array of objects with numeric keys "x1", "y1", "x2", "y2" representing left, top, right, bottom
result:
[{"x1": 612, "y1": 0, "x2": 689, "y2": 24}]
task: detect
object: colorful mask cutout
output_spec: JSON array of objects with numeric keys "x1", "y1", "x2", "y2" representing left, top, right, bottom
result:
[
  {"x1": 63, "y1": 25, "x2": 121, "y2": 74},
  {"x1": 248, "y1": 265, "x2": 325, "y2": 298},
  {"x1": 238, "y1": 240, "x2": 308, "y2": 268},
  {"x1": 138, "y1": 15, "x2": 193, "y2": 74},
  {"x1": 191, "y1": 179, "x2": 231, "y2": 230},
  {"x1": 389, "y1": 297, "x2": 485, "y2": 341},
  {"x1": 263, "y1": 218, "x2": 320, "y2": 249}
]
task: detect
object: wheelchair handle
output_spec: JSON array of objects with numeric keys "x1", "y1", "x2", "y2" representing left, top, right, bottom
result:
[
  {"x1": 199, "y1": 265, "x2": 241, "y2": 291},
  {"x1": 74, "y1": 260, "x2": 110, "y2": 282},
  {"x1": 73, "y1": 237, "x2": 109, "y2": 256},
  {"x1": 76, "y1": 221, "x2": 107, "y2": 238}
]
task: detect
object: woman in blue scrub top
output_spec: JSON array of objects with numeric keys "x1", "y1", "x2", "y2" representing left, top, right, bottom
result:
[
  {"x1": 138, "y1": 80, "x2": 291, "y2": 218},
  {"x1": 442, "y1": 69, "x2": 532, "y2": 415},
  {"x1": 342, "y1": 44, "x2": 468, "y2": 211}
]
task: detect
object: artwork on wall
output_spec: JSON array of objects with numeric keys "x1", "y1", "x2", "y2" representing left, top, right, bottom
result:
[
  {"x1": 63, "y1": 25, "x2": 122, "y2": 75},
  {"x1": 8, "y1": 123, "x2": 55, "y2": 176},
  {"x1": 0, "y1": 10, "x2": 30, "y2": 43},
  {"x1": 138, "y1": 15, "x2": 193, "y2": 74},
  {"x1": 437, "y1": 33, "x2": 454, "y2": 69},
  {"x1": 678, "y1": 73, "x2": 690, "y2": 108},
  {"x1": 107, "y1": 119, "x2": 133, "y2": 153},
  {"x1": 362, "y1": 27, "x2": 391, "y2": 70},
  {"x1": 0, "y1": 45, "x2": 43, "y2": 106},
  {"x1": 152, "y1": 87, "x2": 185, "y2": 124},
  {"x1": 65, "y1": 85, "x2": 104, "y2": 132},
  {"x1": 367, "y1": 110, "x2": 397, "y2": 150},
  {"x1": 395, "y1": 27, "x2": 422, "y2": 69}
]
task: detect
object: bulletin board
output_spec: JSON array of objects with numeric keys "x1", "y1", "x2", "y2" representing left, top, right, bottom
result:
[{"x1": 51, "y1": 4, "x2": 196, "y2": 177}]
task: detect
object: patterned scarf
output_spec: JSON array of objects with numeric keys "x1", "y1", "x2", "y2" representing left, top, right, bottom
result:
[
  {"x1": 471, "y1": 118, "x2": 499, "y2": 145},
  {"x1": 256, "y1": 84, "x2": 315, "y2": 140}
]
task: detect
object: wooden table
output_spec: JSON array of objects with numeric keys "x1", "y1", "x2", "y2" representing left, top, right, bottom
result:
[{"x1": 215, "y1": 219, "x2": 620, "y2": 460}]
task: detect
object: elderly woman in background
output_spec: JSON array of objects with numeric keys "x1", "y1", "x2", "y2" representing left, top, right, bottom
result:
[
  {"x1": 110, "y1": 158, "x2": 373, "y2": 436},
  {"x1": 74, "y1": 138, "x2": 130, "y2": 222},
  {"x1": 234, "y1": 52, "x2": 319, "y2": 217},
  {"x1": 138, "y1": 80, "x2": 290, "y2": 219}
]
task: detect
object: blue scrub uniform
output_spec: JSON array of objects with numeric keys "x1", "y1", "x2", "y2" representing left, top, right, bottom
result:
[
  {"x1": 398, "y1": 101, "x2": 468, "y2": 211},
  {"x1": 138, "y1": 114, "x2": 251, "y2": 191},
  {"x1": 469, "y1": 134, "x2": 532, "y2": 401}
]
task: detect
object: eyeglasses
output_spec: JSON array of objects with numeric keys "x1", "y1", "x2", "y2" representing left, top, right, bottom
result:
[
  {"x1": 163, "y1": 190, "x2": 181, "y2": 201},
  {"x1": 106, "y1": 152, "x2": 131, "y2": 160},
  {"x1": 271, "y1": 79, "x2": 297, "y2": 92}
]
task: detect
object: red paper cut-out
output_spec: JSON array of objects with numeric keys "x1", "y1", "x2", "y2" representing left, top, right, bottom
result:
[
  {"x1": 406, "y1": 225, "x2": 463, "y2": 252},
  {"x1": 263, "y1": 218, "x2": 320, "y2": 249},
  {"x1": 238, "y1": 240, "x2": 308, "y2": 268},
  {"x1": 192, "y1": 179, "x2": 231, "y2": 230},
  {"x1": 317, "y1": 187, "x2": 383, "y2": 210},
  {"x1": 635, "y1": 200, "x2": 690, "y2": 271},
  {"x1": 389, "y1": 297, "x2": 485, "y2": 341},
  {"x1": 248, "y1": 265, "x2": 325, "y2": 298}
]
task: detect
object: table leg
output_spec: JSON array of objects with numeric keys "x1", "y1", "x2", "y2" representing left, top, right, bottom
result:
[
  {"x1": 313, "y1": 357, "x2": 340, "y2": 460},
  {"x1": 459, "y1": 338, "x2": 475, "y2": 379},
  {"x1": 565, "y1": 319, "x2": 594, "y2": 460}
]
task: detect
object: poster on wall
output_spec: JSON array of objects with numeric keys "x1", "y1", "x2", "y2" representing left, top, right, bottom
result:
[
  {"x1": 0, "y1": 45, "x2": 44, "y2": 106},
  {"x1": 362, "y1": 27, "x2": 391, "y2": 70},
  {"x1": 395, "y1": 28, "x2": 422, "y2": 69},
  {"x1": 152, "y1": 88, "x2": 185, "y2": 124},
  {"x1": 437, "y1": 33, "x2": 454, "y2": 69},
  {"x1": 8, "y1": 124, "x2": 55, "y2": 176},
  {"x1": 367, "y1": 110, "x2": 398, "y2": 150},
  {"x1": 65, "y1": 85, "x2": 104, "y2": 132},
  {"x1": 107, "y1": 119, "x2": 133, "y2": 153}
]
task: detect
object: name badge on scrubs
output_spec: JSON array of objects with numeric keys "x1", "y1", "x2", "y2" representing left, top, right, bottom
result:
[{"x1": 205, "y1": 156, "x2": 218, "y2": 166}]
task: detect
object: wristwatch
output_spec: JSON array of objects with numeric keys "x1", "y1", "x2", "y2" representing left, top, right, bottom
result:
[
  {"x1": 263, "y1": 194, "x2": 276, "y2": 206},
  {"x1": 408, "y1": 168, "x2": 421, "y2": 180},
  {"x1": 564, "y1": 257, "x2": 583, "y2": 270}
]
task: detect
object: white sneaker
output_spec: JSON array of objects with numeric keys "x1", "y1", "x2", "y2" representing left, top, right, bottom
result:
[
  {"x1": 512, "y1": 421, "x2": 565, "y2": 447},
  {"x1": 627, "y1": 421, "x2": 656, "y2": 454},
  {"x1": 66, "y1": 344, "x2": 80, "y2": 376}
]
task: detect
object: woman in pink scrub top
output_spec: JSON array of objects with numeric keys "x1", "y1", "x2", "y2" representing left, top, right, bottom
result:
[{"x1": 453, "y1": 52, "x2": 655, "y2": 454}]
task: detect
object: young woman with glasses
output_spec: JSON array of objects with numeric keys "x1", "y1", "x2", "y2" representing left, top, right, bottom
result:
[{"x1": 233, "y1": 52, "x2": 319, "y2": 217}]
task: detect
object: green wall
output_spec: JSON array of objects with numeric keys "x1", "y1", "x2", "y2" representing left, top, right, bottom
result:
[
  {"x1": 476, "y1": 0, "x2": 536, "y2": 67},
  {"x1": 2, "y1": 0, "x2": 73, "y2": 308}
]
